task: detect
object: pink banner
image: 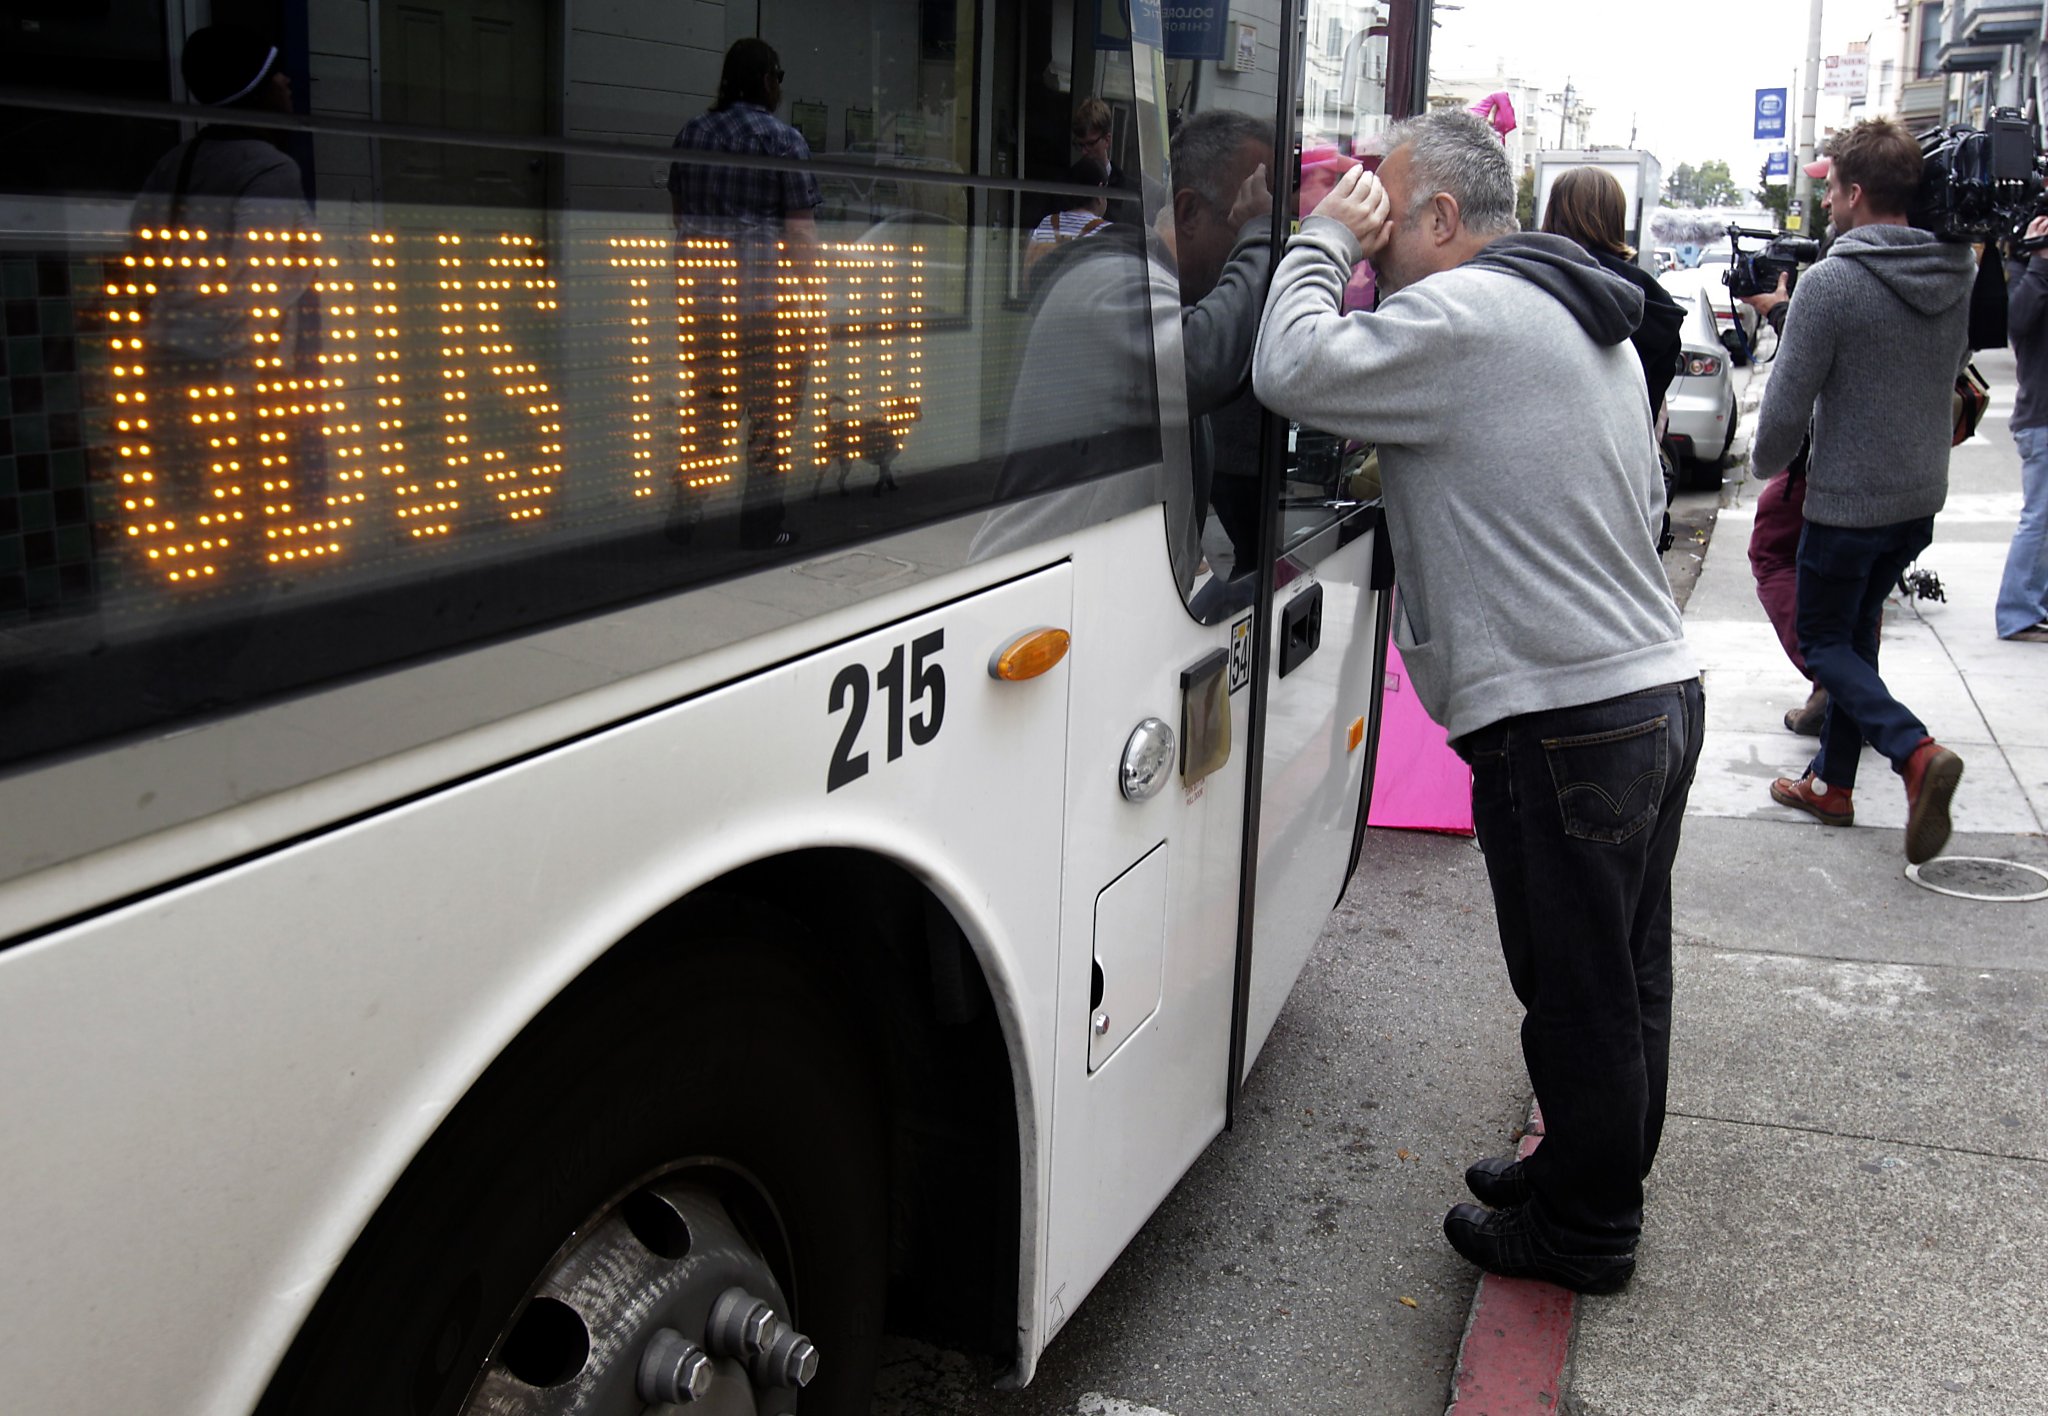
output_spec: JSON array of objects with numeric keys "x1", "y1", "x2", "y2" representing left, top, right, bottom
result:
[{"x1": 1367, "y1": 643, "x2": 1474, "y2": 834}]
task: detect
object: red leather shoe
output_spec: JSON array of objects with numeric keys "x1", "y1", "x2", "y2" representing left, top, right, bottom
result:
[
  {"x1": 1769, "y1": 773, "x2": 1855, "y2": 826},
  {"x1": 1902, "y1": 739, "x2": 1963, "y2": 865}
]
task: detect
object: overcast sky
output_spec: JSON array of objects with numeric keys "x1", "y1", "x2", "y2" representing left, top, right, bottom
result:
[{"x1": 1431, "y1": 0, "x2": 1901, "y2": 174}]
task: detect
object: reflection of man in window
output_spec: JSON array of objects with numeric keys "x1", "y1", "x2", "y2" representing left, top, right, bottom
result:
[
  {"x1": 974, "y1": 112, "x2": 1272, "y2": 584},
  {"x1": 668, "y1": 39, "x2": 821, "y2": 549},
  {"x1": 1072, "y1": 96, "x2": 1128, "y2": 189},
  {"x1": 1023, "y1": 157, "x2": 1112, "y2": 280}
]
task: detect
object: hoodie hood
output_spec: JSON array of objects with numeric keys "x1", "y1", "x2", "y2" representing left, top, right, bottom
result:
[
  {"x1": 1827, "y1": 224, "x2": 1976, "y2": 316},
  {"x1": 1463, "y1": 232, "x2": 1643, "y2": 346}
]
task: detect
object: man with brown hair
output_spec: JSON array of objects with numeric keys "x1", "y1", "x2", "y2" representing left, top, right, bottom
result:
[
  {"x1": 1071, "y1": 96, "x2": 1126, "y2": 188},
  {"x1": 1752, "y1": 118, "x2": 1976, "y2": 863}
]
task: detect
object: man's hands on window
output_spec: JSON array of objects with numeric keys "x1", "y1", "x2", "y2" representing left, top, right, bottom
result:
[
  {"x1": 1228, "y1": 162, "x2": 1273, "y2": 230},
  {"x1": 1309, "y1": 165, "x2": 1392, "y2": 262}
]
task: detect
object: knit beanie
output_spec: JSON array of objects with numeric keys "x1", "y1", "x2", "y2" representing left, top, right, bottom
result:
[{"x1": 182, "y1": 26, "x2": 280, "y2": 108}]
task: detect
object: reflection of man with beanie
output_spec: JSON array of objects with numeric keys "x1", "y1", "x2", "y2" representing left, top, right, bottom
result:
[
  {"x1": 133, "y1": 24, "x2": 303, "y2": 299},
  {"x1": 132, "y1": 24, "x2": 309, "y2": 363}
]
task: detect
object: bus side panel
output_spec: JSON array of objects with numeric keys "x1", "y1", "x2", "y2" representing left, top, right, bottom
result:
[
  {"x1": 1036, "y1": 512, "x2": 1251, "y2": 1349},
  {"x1": 0, "y1": 566, "x2": 1072, "y2": 1416}
]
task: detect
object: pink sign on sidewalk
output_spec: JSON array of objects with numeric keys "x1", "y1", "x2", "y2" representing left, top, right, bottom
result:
[{"x1": 1367, "y1": 642, "x2": 1474, "y2": 835}]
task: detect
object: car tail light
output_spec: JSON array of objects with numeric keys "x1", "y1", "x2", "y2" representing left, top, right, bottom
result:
[{"x1": 1685, "y1": 354, "x2": 1723, "y2": 377}]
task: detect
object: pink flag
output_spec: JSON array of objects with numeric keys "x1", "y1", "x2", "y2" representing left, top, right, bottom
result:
[{"x1": 1467, "y1": 91, "x2": 1518, "y2": 141}]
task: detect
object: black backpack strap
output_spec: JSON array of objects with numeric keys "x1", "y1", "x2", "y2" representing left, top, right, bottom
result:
[{"x1": 165, "y1": 131, "x2": 211, "y2": 230}]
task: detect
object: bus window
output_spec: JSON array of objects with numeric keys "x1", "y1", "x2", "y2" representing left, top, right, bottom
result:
[
  {"x1": 0, "y1": 0, "x2": 1168, "y2": 771},
  {"x1": 1102, "y1": 1, "x2": 1282, "y2": 616},
  {"x1": 1265, "y1": 2, "x2": 1431, "y2": 553}
]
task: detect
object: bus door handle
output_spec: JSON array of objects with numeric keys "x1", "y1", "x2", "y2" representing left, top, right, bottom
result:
[{"x1": 1277, "y1": 583, "x2": 1323, "y2": 679}]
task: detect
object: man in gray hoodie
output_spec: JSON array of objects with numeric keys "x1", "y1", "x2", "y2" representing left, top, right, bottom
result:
[
  {"x1": 1753, "y1": 118, "x2": 1973, "y2": 865},
  {"x1": 1254, "y1": 111, "x2": 1699, "y2": 1294}
]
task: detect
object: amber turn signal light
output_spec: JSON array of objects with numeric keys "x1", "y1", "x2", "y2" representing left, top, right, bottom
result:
[{"x1": 989, "y1": 627, "x2": 1071, "y2": 681}]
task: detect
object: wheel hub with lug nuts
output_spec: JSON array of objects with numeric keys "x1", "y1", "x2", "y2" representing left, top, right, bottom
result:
[{"x1": 461, "y1": 1174, "x2": 819, "y2": 1414}]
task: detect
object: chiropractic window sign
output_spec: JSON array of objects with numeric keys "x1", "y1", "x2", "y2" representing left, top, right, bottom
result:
[{"x1": 1094, "y1": 0, "x2": 1228, "y2": 59}]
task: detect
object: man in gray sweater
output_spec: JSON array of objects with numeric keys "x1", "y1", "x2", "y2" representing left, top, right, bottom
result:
[
  {"x1": 1752, "y1": 119, "x2": 1973, "y2": 864},
  {"x1": 1254, "y1": 112, "x2": 1699, "y2": 1293}
]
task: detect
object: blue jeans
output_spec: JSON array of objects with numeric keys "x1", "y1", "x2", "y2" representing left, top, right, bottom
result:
[
  {"x1": 1796, "y1": 517, "x2": 1935, "y2": 787},
  {"x1": 1456, "y1": 678, "x2": 1704, "y2": 1253},
  {"x1": 2000, "y1": 426, "x2": 2048, "y2": 636}
]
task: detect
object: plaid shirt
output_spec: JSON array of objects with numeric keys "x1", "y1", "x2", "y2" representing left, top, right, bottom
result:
[{"x1": 668, "y1": 102, "x2": 821, "y2": 235}]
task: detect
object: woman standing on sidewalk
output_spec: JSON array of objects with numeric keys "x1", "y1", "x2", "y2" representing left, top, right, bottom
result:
[
  {"x1": 1542, "y1": 167, "x2": 1687, "y2": 555},
  {"x1": 1541, "y1": 168, "x2": 1687, "y2": 420}
]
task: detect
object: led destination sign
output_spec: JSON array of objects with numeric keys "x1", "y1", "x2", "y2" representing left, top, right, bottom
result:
[{"x1": 101, "y1": 225, "x2": 927, "y2": 590}]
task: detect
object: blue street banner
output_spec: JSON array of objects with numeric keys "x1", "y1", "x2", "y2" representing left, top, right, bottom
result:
[
  {"x1": 1754, "y1": 88, "x2": 1788, "y2": 142},
  {"x1": 1765, "y1": 150, "x2": 1790, "y2": 178}
]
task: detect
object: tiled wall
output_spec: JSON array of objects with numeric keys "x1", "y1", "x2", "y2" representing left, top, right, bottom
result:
[{"x1": 0, "y1": 253, "x2": 100, "y2": 621}]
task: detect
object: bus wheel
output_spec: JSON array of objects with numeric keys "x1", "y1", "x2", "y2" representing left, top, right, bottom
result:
[{"x1": 259, "y1": 917, "x2": 888, "y2": 1416}]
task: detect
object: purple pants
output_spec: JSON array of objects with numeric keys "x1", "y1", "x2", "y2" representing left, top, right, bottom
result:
[{"x1": 1750, "y1": 472, "x2": 1809, "y2": 678}]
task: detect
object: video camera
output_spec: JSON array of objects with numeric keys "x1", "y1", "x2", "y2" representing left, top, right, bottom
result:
[
  {"x1": 1915, "y1": 107, "x2": 2047, "y2": 247},
  {"x1": 1724, "y1": 226, "x2": 1822, "y2": 300}
]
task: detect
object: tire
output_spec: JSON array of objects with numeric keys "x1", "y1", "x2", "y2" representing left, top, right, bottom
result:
[
  {"x1": 1676, "y1": 454, "x2": 1723, "y2": 492},
  {"x1": 256, "y1": 903, "x2": 889, "y2": 1416},
  {"x1": 1716, "y1": 397, "x2": 1740, "y2": 468}
]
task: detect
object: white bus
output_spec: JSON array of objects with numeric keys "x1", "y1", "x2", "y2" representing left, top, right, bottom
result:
[{"x1": 0, "y1": 1, "x2": 1434, "y2": 1411}]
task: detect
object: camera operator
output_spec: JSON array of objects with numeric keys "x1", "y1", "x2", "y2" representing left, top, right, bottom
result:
[
  {"x1": 1752, "y1": 118, "x2": 1974, "y2": 864},
  {"x1": 1998, "y1": 213, "x2": 2048, "y2": 642}
]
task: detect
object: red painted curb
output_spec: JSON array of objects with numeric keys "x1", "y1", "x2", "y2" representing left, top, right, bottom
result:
[{"x1": 1443, "y1": 1103, "x2": 1577, "y2": 1416}]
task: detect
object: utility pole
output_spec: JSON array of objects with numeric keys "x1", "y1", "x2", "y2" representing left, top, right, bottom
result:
[{"x1": 1794, "y1": 0, "x2": 1824, "y2": 228}]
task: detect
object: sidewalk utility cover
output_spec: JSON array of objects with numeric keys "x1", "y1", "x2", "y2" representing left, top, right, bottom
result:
[{"x1": 1904, "y1": 857, "x2": 2048, "y2": 902}]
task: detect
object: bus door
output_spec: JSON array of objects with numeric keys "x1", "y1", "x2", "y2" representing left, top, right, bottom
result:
[{"x1": 1235, "y1": 0, "x2": 1433, "y2": 1081}]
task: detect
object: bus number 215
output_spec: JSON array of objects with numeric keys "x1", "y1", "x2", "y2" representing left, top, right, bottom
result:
[{"x1": 827, "y1": 629, "x2": 946, "y2": 792}]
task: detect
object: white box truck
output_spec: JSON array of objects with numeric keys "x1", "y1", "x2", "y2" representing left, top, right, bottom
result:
[{"x1": 1532, "y1": 149, "x2": 1665, "y2": 273}]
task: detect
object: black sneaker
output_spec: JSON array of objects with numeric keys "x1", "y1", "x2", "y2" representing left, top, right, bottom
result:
[
  {"x1": 1464, "y1": 1154, "x2": 1532, "y2": 1208},
  {"x1": 1442, "y1": 1203, "x2": 1636, "y2": 1295}
]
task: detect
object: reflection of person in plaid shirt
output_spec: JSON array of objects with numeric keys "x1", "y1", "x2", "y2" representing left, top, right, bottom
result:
[{"x1": 667, "y1": 38, "x2": 821, "y2": 549}]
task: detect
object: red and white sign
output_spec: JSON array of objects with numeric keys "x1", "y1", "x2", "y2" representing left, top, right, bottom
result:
[{"x1": 1823, "y1": 53, "x2": 1870, "y2": 97}]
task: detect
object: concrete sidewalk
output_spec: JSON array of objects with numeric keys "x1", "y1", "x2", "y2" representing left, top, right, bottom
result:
[{"x1": 1560, "y1": 348, "x2": 2048, "y2": 1413}]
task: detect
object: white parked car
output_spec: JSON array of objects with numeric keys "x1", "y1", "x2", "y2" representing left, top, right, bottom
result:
[
  {"x1": 1660, "y1": 246, "x2": 1760, "y2": 364},
  {"x1": 1661, "y1": 285, "x2": 1738, "y2": 488}
]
